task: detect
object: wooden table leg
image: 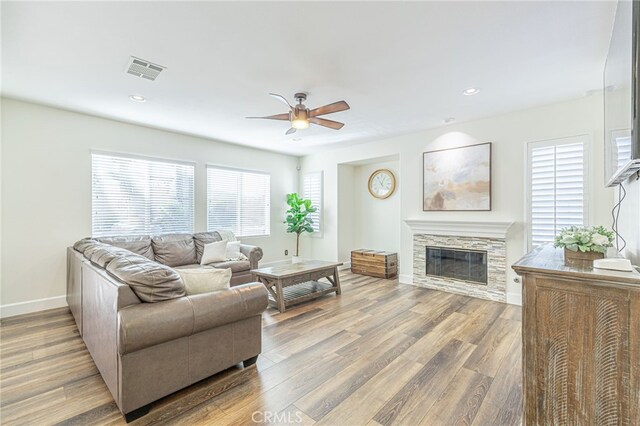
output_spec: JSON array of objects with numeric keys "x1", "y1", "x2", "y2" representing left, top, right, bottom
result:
[
  {"x1": 275, "y1": 279, "x2": 286, "y2": 313},
  {"x1": 334, "y1": 267, "x2": 342, "y2": 295}
]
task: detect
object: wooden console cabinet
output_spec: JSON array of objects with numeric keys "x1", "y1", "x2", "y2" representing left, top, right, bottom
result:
[{"x1": 512, "y1": 245, "x2": 640, "y2": 425}]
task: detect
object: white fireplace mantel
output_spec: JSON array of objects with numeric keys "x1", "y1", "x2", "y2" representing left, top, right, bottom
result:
[{"x1": 404, "y1": 219, "x2": 513, "y2": 240}]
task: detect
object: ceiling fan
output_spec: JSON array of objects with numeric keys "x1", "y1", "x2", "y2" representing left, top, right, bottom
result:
[{"x1": 247, "y1": 93, "x2": 350, "y2": 135}]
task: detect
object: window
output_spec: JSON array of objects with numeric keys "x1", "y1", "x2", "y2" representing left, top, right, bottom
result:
[
  {"x1": 92, "y1": 152, "x2": 194, "y2": 237},
  {"x1": 207, "y1": 166, "x2": 270, "y2": 237},
  {"x1": 302, "y1": 171, "x2": 323, "y2": 233},
  {"x1": 527, "y1": 137, "x2": 588, "y2": 249}
]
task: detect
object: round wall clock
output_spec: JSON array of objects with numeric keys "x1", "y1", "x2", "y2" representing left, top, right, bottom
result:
[{"x1": 368, "y1": 169, "x2": 396, "y2": 199}]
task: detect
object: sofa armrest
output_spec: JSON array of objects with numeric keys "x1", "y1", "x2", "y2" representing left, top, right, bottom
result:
[
  {"x1": 117, "y1": 283, "x2": 268, "y2": 355},
  {"x1": 190, "y1": 283, "x2": 268, "y2": 333},
  {"x1": 118, "y1": 298, "x2": 194, "y2": 355},
  {"x1": 240, "y1": 244, "x2": 263, "y2": 269}
]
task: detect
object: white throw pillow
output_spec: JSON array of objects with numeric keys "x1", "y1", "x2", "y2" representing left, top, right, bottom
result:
[
  {"x1": 176, "y1": 268, "x2": 231, "y2": 295},
  {"x1": 201, "y1": 240, "x2": 228, "y2": 265},
  {"x1": 226, "y1": 241, "x2": 242, "y2": 260}
]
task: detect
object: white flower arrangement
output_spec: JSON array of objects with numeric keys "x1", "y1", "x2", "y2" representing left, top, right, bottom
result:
[{"x1": 554, "y1": 225, "x2": 614, "y2": 254}]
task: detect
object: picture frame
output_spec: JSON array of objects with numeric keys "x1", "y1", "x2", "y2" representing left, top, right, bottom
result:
[{"x1": 422, "y1": 142, "x2": 492, "y2": 211}]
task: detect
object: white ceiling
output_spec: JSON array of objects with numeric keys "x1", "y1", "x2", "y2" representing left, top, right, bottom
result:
[{"x1": 1, "y1": 1, "x2": 616, "y2": 156}]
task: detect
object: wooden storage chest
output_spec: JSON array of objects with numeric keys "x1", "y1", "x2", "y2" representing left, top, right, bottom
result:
[{"x1": 351, "y1": 249, "x2": 398, "y2": 278}]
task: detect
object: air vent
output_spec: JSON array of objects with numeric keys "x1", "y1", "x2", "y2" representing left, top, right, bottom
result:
[{"x1": 125, "y1": 56, "x2": 165, "y2": 81}]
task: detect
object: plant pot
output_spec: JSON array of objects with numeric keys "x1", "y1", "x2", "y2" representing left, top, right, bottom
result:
[
  {"x1": 291, "y1": 256, "x2": 303, "y2": 264},
  {"x1": 564, "y1": 248, "x2": 604, "y2": 268}
]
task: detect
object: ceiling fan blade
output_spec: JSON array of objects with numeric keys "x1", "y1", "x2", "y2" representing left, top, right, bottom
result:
[
  {"x1": 269, "y1": 93, "x2": 294, "y2": 110},
  {"x1": 309, "y1": 117, "x2": 344, "y2": 130},
  {"x1": 246, "y1": 113, "x2": 290, "y2": 121},
  {"x1": 285, "y1": 127, "x2": 297, "y2": 135},
  {"x1": 309, "y1": 100, "x2": 350, "y2": 117}
]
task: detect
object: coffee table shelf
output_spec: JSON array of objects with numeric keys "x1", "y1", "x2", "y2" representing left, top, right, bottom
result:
[{"x1": 251, "y1": 261, "x2": 342, "y2": 313}]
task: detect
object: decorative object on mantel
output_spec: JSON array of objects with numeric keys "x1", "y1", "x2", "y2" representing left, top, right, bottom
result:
[
  {"x1": 368, "y1": 169, "x2": 396, "y2": 199},
  {"x1": 553, "y1": 225, "x2": 614, "y2": 267},
  {"x1": 284, "y1": 193, "x2": 317, "y2": 263},
  {"x1": 423, "y1": 142, "x2": 491, "y2": 211}
]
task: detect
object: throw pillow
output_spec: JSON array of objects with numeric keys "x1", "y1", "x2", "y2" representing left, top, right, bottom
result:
[
  {"x1": 176, "y1": 268, "x2": 231, "y2": 295},
  {"x1": 201, "y1": 240, "x2": 228, "y2": 265},
  {"x1": 226, "y1": 241, "x2": 242, "y2": 260}
]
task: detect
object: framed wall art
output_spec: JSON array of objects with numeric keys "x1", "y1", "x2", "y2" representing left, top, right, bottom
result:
[{"x1": 423, "y1": 142, "x2": 491, "y2": 211}]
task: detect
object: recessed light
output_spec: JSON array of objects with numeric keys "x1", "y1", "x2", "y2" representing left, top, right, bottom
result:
[
  {"x1": 129, "y1": 95, "x2": 146, "y2": 103},
  {"x1": 443, "y1": 117, "x2": 456, "y2": 124},
  {"x1": 462, "y1": 87, "x2": 481, "y2": 96}
]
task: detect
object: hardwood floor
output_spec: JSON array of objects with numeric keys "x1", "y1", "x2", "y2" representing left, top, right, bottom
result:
[{"x1": 0, "y1": 271, "x2": 523, "y2": 425}]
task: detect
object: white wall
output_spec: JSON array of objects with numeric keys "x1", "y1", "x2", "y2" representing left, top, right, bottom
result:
[
  {"x1": 299, "y1": 95, "x2": 613, "y2": 305},
  {"x1": 352, "y1": 160, "x2": 401, "y2": 254},
  {"x1": 336, "y1": 164, "x2": 356, "y2": 262},
  {"x1": 0, "y1": 98, "x2": 298, "y2": 315},
  {"x1": 619, "y1": 177, "x2": 640, "y2": 265}
]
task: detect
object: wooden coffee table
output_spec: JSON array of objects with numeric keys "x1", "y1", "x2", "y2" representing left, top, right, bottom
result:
[{"x1": 251, "y1": 260, "x2": 342, "y2": 312}]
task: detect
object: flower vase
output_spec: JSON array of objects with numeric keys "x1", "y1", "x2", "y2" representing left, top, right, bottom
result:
[{"x1": 564, "y1": 248, "x2": 604, "y2": 268}]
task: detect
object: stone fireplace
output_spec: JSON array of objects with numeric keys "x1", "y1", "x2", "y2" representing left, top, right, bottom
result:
[{"x1": 404, "y1": 220, "x2": 513, "y2": 302}]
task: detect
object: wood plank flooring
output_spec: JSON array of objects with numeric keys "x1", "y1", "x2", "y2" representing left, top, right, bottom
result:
[{"x1": 0, "y1": 271, "x2": 523, "y2": 425}]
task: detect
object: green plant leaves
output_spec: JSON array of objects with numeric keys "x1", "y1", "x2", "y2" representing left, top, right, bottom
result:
[
  {"x1": 284, "y1": 192, "x2": 316, "y2": 236},
  {"x1": 553, "y1": 225, "x2": 615, "y2": 253}
]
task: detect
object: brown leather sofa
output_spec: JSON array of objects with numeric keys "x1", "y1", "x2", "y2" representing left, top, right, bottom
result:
[{"x1": 67, "y1": 232, "x2": 268, "y2": 422}]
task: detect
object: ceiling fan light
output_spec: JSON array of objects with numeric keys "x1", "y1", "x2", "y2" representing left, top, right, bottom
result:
[{"x1": 291, "y1": 118, "x2": 309, "y2": 129}]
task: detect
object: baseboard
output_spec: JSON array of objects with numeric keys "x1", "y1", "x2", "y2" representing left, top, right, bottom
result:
[
  {"x1": 338, "y1": 261, "x2": 351, "y2": 271},
  {"x1": 506, "y1": 292, "x2": 522, "y2": 306},
  {"x1": 398, "y1": 274, "x2": 413, "y2": 284},
  {"x1": 1, "y1": 295, "x2": 68, "y2": 319}
]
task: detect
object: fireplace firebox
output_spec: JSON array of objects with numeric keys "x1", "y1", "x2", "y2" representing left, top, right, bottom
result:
[{"x1": 425, "y1": 246, "x2": 487, "y2": 285}]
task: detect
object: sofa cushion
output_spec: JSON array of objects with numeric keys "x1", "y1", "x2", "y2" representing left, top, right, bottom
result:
[
  {"x1": 176, "y1": 268, "x2": 231, "y2": 295},
  {"x1": 106, "y1": 254, "x2": 185, "y2": 302},
  {"x1": 173, "y1": 264, "x2": 213, "y2": 270},
  {"x1": 73, "y1": 238, "x2": 97, "y2": 254},
  {"x1": 151, "y1": 234, "x2": 197, "y2": 267},
  {"x1": 87, "y1": 245, "x2": 133, "y2": 268},
  {"x1": 95, "y1": 235, "x2": 155, "y2": 260},
  {"x1": 193, "y1": 231, "x2": 222, "y2": 263},
  {"x1": 82, "y1": 242, "x2": 112, "y2": 262},
  {"x1": 200, "y1": 240, "x2": 228, "y2": 264},
  {"x1": 210, "y1": 260, "x2": 251, "y2": 273}
]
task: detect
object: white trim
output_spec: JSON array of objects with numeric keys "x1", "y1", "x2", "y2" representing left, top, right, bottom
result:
[
  {"x1": 205, "y1": 163, "x2": 271, "y2": 176},
  {"x1": 404, "y1": 219, "x2": 513, "y2": 239},
  {"x1": 506, "y1": 292, "x2": 522, "y2": 306},
  {"x1": 399, "y1": 274, "x2": 414, "y2": 284},
  {"x1": 91, "y1": 149, "x2": 196, "y2": 167},
  {"x1": 1, "y1": 296, "x2": 68, "y2": 318},
  {"x1": 338, "y1": 261, "x2": 351, "y2": 271}
]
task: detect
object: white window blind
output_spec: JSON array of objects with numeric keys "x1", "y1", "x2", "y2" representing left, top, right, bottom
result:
[
  {"x1": 207, "y1": 167, "x2": 271, "y2": 237},
  {"x1": 528, "y1": 138, "x2": 587, "y2": 248},
  {"x1": 614, "y1": 134, "x2": 633, "y2": 169},
  {"x1": 92, "y1": 153, "x2": 194, "y2": 237},
  {"x1": 302, "y1": 171, "x2": 323, "y2": 233}
]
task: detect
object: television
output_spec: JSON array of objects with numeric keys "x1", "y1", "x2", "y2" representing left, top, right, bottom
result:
[{"x1": 604, "y1": 0, "x2": 640, "y2": 187}]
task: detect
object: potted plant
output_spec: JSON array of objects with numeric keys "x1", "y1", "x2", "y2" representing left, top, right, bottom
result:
[
  {"x1": 284, "y1": 193, "x2": 317, "y2": 263},
  {"x1": 554, "y1": 225, "x2": 614, "y2": 267}
]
